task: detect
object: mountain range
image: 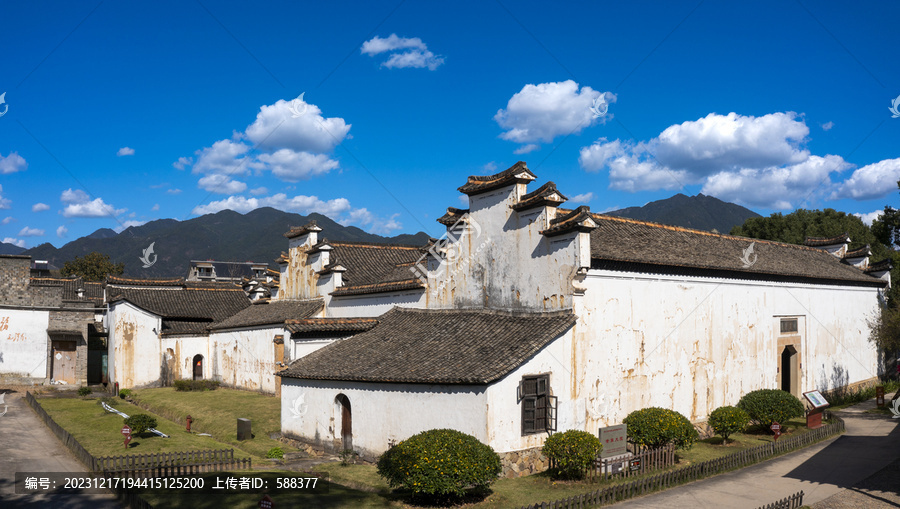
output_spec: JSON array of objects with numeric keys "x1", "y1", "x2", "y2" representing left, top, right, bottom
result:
[{"x1": 1, "y1": 195, "x2": 761, "y2": 277}]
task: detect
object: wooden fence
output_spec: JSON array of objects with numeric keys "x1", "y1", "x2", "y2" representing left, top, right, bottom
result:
[
  {"x1": 97, "y1": 449, "x2": 234, "y2": 472},
  {"x1": 754, "y1": 491, "x2": 805, "y2": 509},
  {"x1": 585, "y1": 444, "x2": 676, "y2": 482},
  {"x1": 519, "y1": 416, "x2": 843, "y2": 509}
]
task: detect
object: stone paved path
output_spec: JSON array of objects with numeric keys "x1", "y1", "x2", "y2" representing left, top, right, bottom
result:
[
  {"x1": 610, "y1": 397, "x2": 900, "y2": 509},
  {"x1": 0, "y1": 388, "x2": 123, "y2": 508}
]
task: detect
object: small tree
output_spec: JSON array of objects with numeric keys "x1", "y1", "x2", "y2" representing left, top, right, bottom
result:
[
  {"x1": 542, "y1": 430, "x2": 602, "y2": 480},
  {"x1": 377, "y1": 429, "x2": 500, "y2": 502},
  {"x1": 61, "y1": 251, "x2": 124, "y2": 281},
  {"x1": 123, "y1": 414, "x2": 158, "y2": 436},
  {"x1": 708, "y1": 406, "x2": 750, "y2": 442},
  {"x1": 737, "y1": 389, "x2": 804, "y2": 429},
  {"x1": 624, "y1": 407, "x2": 698, "y2": 449}
]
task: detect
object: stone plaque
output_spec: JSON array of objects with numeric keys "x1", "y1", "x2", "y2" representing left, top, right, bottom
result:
[
  {"x1": 237, "y1": 418, "x2": 252, "y2": 441},
  {"x1": 599, "y1": 424, "x2": 627, "y2": 458}
]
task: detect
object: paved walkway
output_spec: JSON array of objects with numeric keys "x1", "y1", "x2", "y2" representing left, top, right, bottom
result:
[
  {"x1": 611, "y1": 398, "x2": 900, "y2": 509},
  {"x1": 0, "y1": 388, "x2": 122, "y2": 508}
]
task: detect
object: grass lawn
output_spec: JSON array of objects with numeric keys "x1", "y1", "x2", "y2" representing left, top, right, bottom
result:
[
  {"x1": 315, "y1": 417, "x2": 839, "y2": 508},
  {"x1": 36, "y1": 396, "x2": 248, "y2": 459},
  {"x1": 130, "y1": 387, "x2": 295, "y2": 460},
  {"x1": 678, "y1": 417, "x2": 813, "y2": 464},
  {"x1": 137, "y1": 472, "x2": 395, "y2": 509}
]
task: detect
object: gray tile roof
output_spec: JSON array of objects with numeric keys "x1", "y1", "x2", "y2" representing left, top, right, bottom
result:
[
  {"x1": 285, "y1": 317, "x2": 379, "y2": 334},
  {"x1": 458, "y1": 161, "x2": 536, "y2": 195},
  {"x1": 210, "y1": 299, "x2": 323, "y2": 330},
  {"x1": 582, "y1": 212, "x2": 884, "y2": 286},
  {"x1": 327, "y1": 241, "x2": 425, "y2": 291},
  {"x1": 278, "y1": 307, "x2": 576, "y2": 384},
  {"x1": 107, "y1": 282, "x2": 249, "y2": 320}
]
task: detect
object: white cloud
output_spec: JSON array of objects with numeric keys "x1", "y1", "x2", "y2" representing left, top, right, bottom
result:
[
  {"x1": 191, "y1": 139, "x2": 251, "y2": 175},
  {"x1": 173, "y1": 156, "x2": 192, "y2": 170},
  {"x1": 59, "y1": 188, "x2": 126, "y2": 218},
  {"x1": 32, "y1": 203, "x2": 50, "y2": 212},
  {"x1": 513, "y1": 144, "x2": 539, "y2": 154},
  {"x1": 853, "y1": 210, "x2": 883, "y2": 226},
  {"x1": 2, "y1": 216, "x2": 13, "y2": 224},
  {"x1": 482, "y1": 162, "x2": 497, "y2": 173},
  {"x1": 244, "y1": 98, "x2": 350, "y2": 154},
  {"x1": 0, "y1": 185, "x2": 11, "y2": 209},
  {"x1": 361, "y1": 34, "x2": 427, "y2": 55},
  {"x1": 256, "y1": 149, "x2": 339, "y2": 181},
  {"x1": 361, "y1": 34, "x2": 444, "y2": 70},
  {"x1": 458, "y1": 195, "x2": 469, "y2": 206},
  {"x1": 114, "y1": 220, "x2": 147, "y2": 233},
  {"x1": 192, "y1": 193, "x2": 352, "y2": 217},
  {"x1": 2, "y1": 237, "x2": 25, "y2": 248},
  {"x1": 495, "y1": 80, "x2": 614, "y2": 152},
  {"x1": 569, "y1": 192, "x2": 594, "y2": 203},
  {"x1": 821, "y1": 121, "x2": 834, "y2": 131},
  {"x1": 702, "y1": 155, "x2": 850, "y2": 209},
  {"x1": 832, "y1": 157, "x2": 900, "y2": 200},
  {"x1": 382, "y1": 50, "x2": 444, "y2": 70},
  {"x1": 117, "y1": 146, "x2": 135, "y2": 156},
  {"x1": 56, "y1": 225, "x2": 68, "y2": 238},
  {"x1": 166, "y1": 188, "x2": 182, "y2": 195},
  {"x1": 151, "y1": 204, "x2": 160, "y2": 211},
  {"x1": 18, "y1": 226, "x2": 44, "y2": 237},
  {"x1": 61, "y1": 188, "x2": 90, "y2": 204},
  {"x1": 249, "y1": 187, "x2": 268, "y2": 196},
  {"x1": 0, "y1": 152, "x2": 27, "y2": 174},
  {"x1": 653, "y1": 112, "x2": 810, "y2": 172},
  {"x1": 197, "y1": 174, "x2": 248, "y2": 194},
  {"x1": 577, "y1": 112, "x2": 872, "y2": 207}
]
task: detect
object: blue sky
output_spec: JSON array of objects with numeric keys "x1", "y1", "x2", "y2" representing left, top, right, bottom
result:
[{"x1": 2, "y1": 0, "x2": 899, "y2": 248}]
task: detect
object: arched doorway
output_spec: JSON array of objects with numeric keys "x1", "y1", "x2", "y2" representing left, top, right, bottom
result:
[
  {"x1": 335, "y1": 394, "x2": 352, "y2": 451},
  {"x1": 193, "y1": 355, "x2": 203, "y2": 380}
]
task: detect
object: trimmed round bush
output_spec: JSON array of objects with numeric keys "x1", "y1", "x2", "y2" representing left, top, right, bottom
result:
[
  {"x1": 118, "y1": 389, "x2": 132, "y2": 399},
  {"x1": 623, "y1": 407, "x2": 699, "y2": 449},
  {"x1": 77, "y1": 386, "x2": 92, "y2": 397},
  {"x1": 376, "y1": 429, "x2": 501, "y2": 500},
  {"x1": 737, "y1": 389, "x2": 804, "y2": 429},
  {"x1": 266, "y1": 447, "x2": 284, "y2": 459},
  {"x1": 542, "y1": 430, "x2": 602, "y2": 480},
  {"x1": 708, "y1": 406, "x2": 750, "y2": 441},
  {"x1": 123, "y1": 414, "x2": 158, "y2": 436}
]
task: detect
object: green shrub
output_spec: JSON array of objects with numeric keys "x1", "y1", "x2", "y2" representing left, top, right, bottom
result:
[
  {"x1": 377, "y1": 429, "x2": 501, "y2": 501},
  {"x1": 118, "y1": 389, "x2": 133, "y2": 399},
  {"x1": 173, "y1": 379, "x2": 220, "y2": 392},
  {"x1": 123, "y1": 414, "x2": 158, "y2": 436},
  {"x1": 77, "y1": 386, "x2": 92, "y2": 397},
  {"x1": 542, "y1": 430, "x2": 602, "y2": 480},
  {"x1": 265, "y1": 447, "x2": 284, "y2": 459},
  {"x1": 708, "y1": 406, "x2": 750, "y2": 441},
  {"x1": 737, "y1": 389, "x2": 804, "y2": 429},
  {"x1": 624, "y1": 407, "x2": 698, "y2": 449},
  {"x1": 339, "y1": 449, "x2": 359, "y2": 466}
]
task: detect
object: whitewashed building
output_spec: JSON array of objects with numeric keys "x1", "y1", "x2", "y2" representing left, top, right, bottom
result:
[{"x1": 277, "y1": 161, "x2": 892, "y2": 475}]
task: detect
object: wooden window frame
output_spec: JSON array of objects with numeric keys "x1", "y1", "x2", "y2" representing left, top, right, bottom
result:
[
  {"x1": 780, "y1": 318, "x2": 798, "y2": 334},
  {"x1": 518, "y1": 374, "x2": 557, "y2": 435}
]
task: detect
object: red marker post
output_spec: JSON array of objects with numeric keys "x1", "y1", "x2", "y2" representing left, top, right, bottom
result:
[
  {"x1": 122, "y1": 425, "x2": 132, "y2": 449},
  {"x1": 770, "y1": 422, "x2": 782, "y2": 442},
  {"x1": 258, "y1": 494, "x2": 275, "y2": 509}
]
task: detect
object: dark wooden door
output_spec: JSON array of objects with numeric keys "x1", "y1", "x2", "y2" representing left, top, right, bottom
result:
[
  {"x1": 52, "y1": 340, "x2": 76, "y2": 384},
  {"x1": 338, "y1": 395, "x2": 352, "y2": 451}
]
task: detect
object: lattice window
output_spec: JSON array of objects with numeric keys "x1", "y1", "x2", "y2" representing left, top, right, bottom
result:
[{"x1": 518, "y1": 374, "x2": 557, "y2": 435}]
